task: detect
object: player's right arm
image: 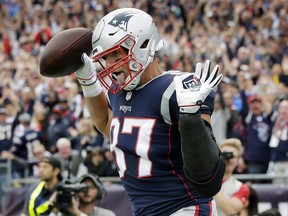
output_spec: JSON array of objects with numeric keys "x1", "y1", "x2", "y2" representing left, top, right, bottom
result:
[
  {"x1": 85, "y1": 94, "x2": 112, "y2": 138},
  {"x1": 76, "y1": 53, "x2": 112, "y2": 138}
]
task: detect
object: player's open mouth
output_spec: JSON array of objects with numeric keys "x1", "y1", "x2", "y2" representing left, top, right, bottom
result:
[{"x1": 112, "y1": 72, "x2": 126, "y2": 86}]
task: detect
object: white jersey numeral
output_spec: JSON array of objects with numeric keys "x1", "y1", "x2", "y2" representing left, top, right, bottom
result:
[{"x1": 110, "y1": 117, "x2": 156, "y2": 178}]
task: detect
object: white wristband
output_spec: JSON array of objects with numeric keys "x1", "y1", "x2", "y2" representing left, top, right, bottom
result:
[
  {"x1": 179, "y1": 100, "x2": 203, "y2": 114},
  {"x1": 179, "y1": 106, "x2": 200, "y2": 114},
  {"x1": 80, "y1": 79, "x2": 103, "y2": 97}
]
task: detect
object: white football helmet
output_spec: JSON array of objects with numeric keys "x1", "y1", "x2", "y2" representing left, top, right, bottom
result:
[{"x1": 91, "y1": 8, "x2": 164, "y2": 94}]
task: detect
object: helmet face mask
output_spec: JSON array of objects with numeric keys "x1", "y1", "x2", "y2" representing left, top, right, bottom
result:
[
  {"x1": 91, "y1": 8, "x2": 163, "y2": 94},
  {"x1": 93, "y1": 36, "x2": 144, "y2": 94}
]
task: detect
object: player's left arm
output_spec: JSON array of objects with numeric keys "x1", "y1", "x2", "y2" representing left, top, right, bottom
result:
[{"x1": 174, "y1": 60, "x2": 225, "y2": 197}]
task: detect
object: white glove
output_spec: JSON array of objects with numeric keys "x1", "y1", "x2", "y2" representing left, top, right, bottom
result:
[
  {"x1": 174, "y1": 60, "x2": 223, "y2": 114},
  {"x1": 75, "y1": 53, "x2": 102, "y2": 97}
]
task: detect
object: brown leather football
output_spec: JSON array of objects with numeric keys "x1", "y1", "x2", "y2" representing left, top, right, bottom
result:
[{"x1": 39, "y1": 27, "x2": 93, "y2": 77}]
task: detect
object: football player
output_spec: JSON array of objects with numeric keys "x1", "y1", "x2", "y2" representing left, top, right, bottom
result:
[{"x1": 75, "y1": 8, "x2": 225, "y2": 215}]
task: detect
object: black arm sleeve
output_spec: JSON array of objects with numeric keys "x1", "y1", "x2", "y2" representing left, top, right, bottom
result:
[{"x1": 179, "y1": 113, "x2": 225, "y2": 197}]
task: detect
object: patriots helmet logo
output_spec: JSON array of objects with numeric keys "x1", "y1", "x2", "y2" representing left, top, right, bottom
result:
[{"x1": 108, "y1": 12, "x2": 133, "y2": 31}]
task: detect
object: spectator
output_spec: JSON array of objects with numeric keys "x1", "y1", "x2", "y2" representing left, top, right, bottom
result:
[
  {"x1": 40, "y1": 87, "x2": 59, "y2": 111},
  {"x1": 70, "y1": 117, "x2": 100, "y2": 150},
  {"x1": 46, "y1": 105, "x2": 72, "y2": 153},
  {"x1": 10, "y1": 113, "x2": 42, "y2": 178},
  {"x1": 19, "y1": 86, "x2": 36, "y2": 116},
  {"x1": 103, "y1": 146, "x2": 119, "y2": 177},
  {"x1": 281, "y1": 51, "x2": 288, "y2": 76},
  {"x1": 29, "y1": 143, "x2": 52, "y2": 178},
  {"x1": 30, "y1": 103, "x2": 48, "y2": 133},
  {"x1": 240, "y1": 93, "x2": 273, "y2": 177},
  {"x1": 214, "y1": 138, "x2": 250, "y2": 216},
  {"x1": 0, "y1": 84, "x2": 19, "y2": 117},
  {"x1": 53, "y1": 137, "x2": 87, "y2": 180},
  {"x1": 56, "y1": 97, "x2": 76, "y2": 128},
  {"x1": 258, "y1": 208, "x2": 281, "y2": 216},
  {"x1": 212, "y1": 80, "x2": 243, "y2": 143},
  {"x1": 4, "y1": 99, "x2": 20, "y2": 125},
  {"x1": 1, "y1": 143, "x2": 51, "y2": 180},
  {"x1": 211, "y1": 93, "x2": 228, "y2": 143},
  {"x1": 84, "y1": 147, "x2": 111, "y2": 177},
  {"x1": 268, "y1": 99, "x2": 288, "y2": 184},
  {"x1": 0, "y1": 106, "x2": 12, "y2": 154},
  {"x1": 271, "y1": 63, "x2": 286, "y2": 86},
  {"x1": 34, "y1": 23, "x2": 52, "y2": 46},
  {"x1": 64, "y1": 81, "x2": 84, "y2": 119},
  {"x1": 22, "y1": 156, "x2": 62, "y2": 216},
  {"x1": 49, "y1": 173, "x2": 116, "y2": 216},
  {"x1": 1, "y1": 150, "x2": 28, "y2": 179},
  {"x1": 241, "y1": 185, "x2": 259, "y2": 216}
]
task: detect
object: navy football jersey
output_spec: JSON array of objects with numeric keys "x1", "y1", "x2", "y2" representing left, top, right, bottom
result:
[
  {"x1": 0, "y1": 123, "x2": 12, "y2": 152},
  {"x1": 107, "y1": 71, "x2": 214, "y2": 215},
  {"x1": 12, "y1": 129, "x2": 42, "y2": 160}
]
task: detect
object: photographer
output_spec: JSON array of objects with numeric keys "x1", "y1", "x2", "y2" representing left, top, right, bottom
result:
[
  {"x1": 49, "y1": 173, "x2": 115, "y2": 216},
  {"x1": 23, "y1": 156, "x2": 62, "y2": 216},
  {"x1": 214, "y1": 138, "x2": 250, "y2": 216}
]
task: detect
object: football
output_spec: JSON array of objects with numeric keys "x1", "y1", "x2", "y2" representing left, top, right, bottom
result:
[{"x1": 39, "y1": 27, "x2": 93, "y2": 78}]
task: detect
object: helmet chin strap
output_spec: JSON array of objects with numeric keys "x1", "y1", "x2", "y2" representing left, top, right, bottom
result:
[
  {"x1": 123, "y1": 59, "x2": 150, "y2": 91},
  {"x1": 124, "y1": 74, "x2": 141, "y2": 91}
]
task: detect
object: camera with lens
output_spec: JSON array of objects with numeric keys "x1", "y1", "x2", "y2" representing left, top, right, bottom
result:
[
  {"x1": 222, "y1": 151, "x2": 234, "y2": 161},
  {"x1": 55, "y1": 181, "x2": 88, "y2": 212}
]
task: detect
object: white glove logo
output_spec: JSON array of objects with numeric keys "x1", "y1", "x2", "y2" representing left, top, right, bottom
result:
[{"x1": 183, "y1": 76, "x2": 201, "y2": 92}]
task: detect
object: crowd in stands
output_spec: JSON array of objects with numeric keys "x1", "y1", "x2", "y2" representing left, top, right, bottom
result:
[{"x1": 0, "y1": 0, "x2": 288, "y2": 193}]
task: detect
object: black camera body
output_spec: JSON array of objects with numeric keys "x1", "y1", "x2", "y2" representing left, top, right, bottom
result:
[
  {"x1": 222, "y1": 151, "x2": 234, "y2": 161},
  {"x1": 54, "y1": 155, "x2": 89, "y2": 213},
  {"x1": 55, "y1": 181, "x2": 88, "y2": 212}
]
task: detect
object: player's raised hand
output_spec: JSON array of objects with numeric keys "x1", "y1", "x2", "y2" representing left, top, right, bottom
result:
[
  {"x1": 75, "y1": 53, "x2": 102, "y2": 97},
  {"x1": 174, "y1": 60, "x2": 223, "y2": 114},
  {"x1": 76, "y1": 53, "x2": 97, "y2": 85}
]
